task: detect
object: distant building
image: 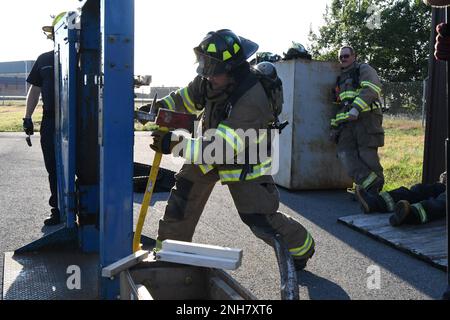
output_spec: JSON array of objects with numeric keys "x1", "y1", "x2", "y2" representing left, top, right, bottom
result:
[
  {"x1": 0, "y1": 60, "x2": 35, "y2": 96},
  {"x1": 149, "y1": 86, "x2": 180, "y2": 98}
]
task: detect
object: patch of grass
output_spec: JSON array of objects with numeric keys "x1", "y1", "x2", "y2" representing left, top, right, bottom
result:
[
  {"x1": 134, "y1": 122, "x2": 159, "y2": 131},
  {"x1": 380, "y1": 114, "x2": 424, "y2": 190},
  {"x1": 0, "y1": 103, "x2": 43, "y2": 132},
  {"x1": 0, "y1": 104, "x2": 425, "y2": 189},
  {"x1": 0, "y1": 102, "x2": 156, "y2": 132}
]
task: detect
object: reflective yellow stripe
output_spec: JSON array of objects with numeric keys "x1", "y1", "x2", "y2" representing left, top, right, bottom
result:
[
  {"x1": 361, "y1": 81, "x2": 381, "y2": 95},
  {"x1": 339, "y1": 91, "x2": 357, "y2": 100},
  {"x1": 162, "y1": 96, "x2": 175, "y2": 111},
  {"x1": 380, "y1": 192, "x2": 395, "y2": 211},
  {"x1": 335, "y1": 112, "x2": 349, "y2": 120},
  {"x1": 223, "y1": 50, "x2": 232, "y2": 61},
  {"x1": 289, "y1": 233, "x2": 313, "y2": 257},
  {"x1": 361, "y1": 172, "x2": 378, "y2": 189},
  {"x1": 216, "y1": 123, "x2": 244, "y2": 153},
  {"x1": 185, "y1": 139, "x2": 200, "y2": 163},
  {"x1": 353, "y1": 97, "x2": 370, "y2": 111},
  {"x1": 193, "y1": 139, "x2": 200, "y2": 163},
  {"x1": 219, "y1": 158, "x2": 272, "y2": 182},
  {"x1": 207, "y1": 43, "x2": 217, "y2": 53},
  {"x1": 256, "y1": 131, "x2": 267, "y2": 144},
  {"x1": 154, "y1": 239, "x2": 163, "y2": 252},
  {"x1": 233, "y1": 43, "x2": 240, "y2": 54},
  {"x1": 412, "y1": 203, "x2": 428, "y2": 223},
  {"x1": 198, "y1": 164, "x2": 214, "y2": 174},
  {"x1": 333, "y1": 112, "x2": 350, "y2": 124},
  {"x1": 177, "y1": 87, "x2": 197, "y2": 115}
]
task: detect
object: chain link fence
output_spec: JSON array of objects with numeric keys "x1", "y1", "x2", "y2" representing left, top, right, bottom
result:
[{"x1": 381, "y1": 80, "x2": 426, "y2": 120}]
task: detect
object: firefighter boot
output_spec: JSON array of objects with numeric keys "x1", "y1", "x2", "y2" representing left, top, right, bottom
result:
[
  {"x1": 355, "y1": 186, "x2": 388, "y2": 213},
  {"x1": 294, "y1": 248, "x2": 315, "y2": 271},
  {"x1": 293, "y1": 235, "x2": 315, "y2": 272},
  {"x1": 44, "y1": 208, "x2": 61, "y2": 226},
  {"x1": 389, "y1": 200, "x2": 422, "y2": 226}
]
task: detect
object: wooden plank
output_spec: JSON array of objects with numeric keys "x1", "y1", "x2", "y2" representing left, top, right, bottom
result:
[
  {"x1": 338, "y1": 214, "x2": 447, "y2": 270},
  {"x1": 101, "y1": 250, "x2": 149, "y2": 278},
  {"x1": 161, "y1": 240, "x2": 242, "y2": 261},
  {"x1": 156, "y1": 250, "x2": 241, "y2": 270}
]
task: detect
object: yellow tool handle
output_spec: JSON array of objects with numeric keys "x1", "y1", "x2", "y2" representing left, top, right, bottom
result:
[
  {"x1": 132, "y1": 126, "x2": 167, "y2": 252},
  {"x1": 133, "y1": 151, "x2": 162, "y2": 252}
]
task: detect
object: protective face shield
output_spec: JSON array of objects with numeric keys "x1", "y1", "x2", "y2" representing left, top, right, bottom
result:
[{"x1": 194, "y1": 47, "x2": 228, "y2": 77}]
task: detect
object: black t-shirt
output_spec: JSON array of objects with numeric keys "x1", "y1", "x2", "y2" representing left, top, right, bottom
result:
[{"x1": 26, "y1": 51, "x2": 55, "y2": 115}]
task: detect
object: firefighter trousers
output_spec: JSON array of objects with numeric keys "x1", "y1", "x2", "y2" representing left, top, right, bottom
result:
[
  {"x1": 336, "y1": 113, "x2": 384, "y2": 193},
  {"x1": 157, "y1": 164, "x2": 314, "y2": 260},
  {"x1": 389, "y1": 182, "x2": 446, "y2": 222}
]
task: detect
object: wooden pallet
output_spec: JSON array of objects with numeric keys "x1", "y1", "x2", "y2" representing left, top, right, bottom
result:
[{"x1": 338, "y1": 213, "x2": 447, "y2": 270}]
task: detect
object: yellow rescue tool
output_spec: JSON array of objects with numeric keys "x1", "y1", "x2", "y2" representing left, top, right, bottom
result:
[{"x1": 133, "y1": 98, "x2": 196, "y2": 252}]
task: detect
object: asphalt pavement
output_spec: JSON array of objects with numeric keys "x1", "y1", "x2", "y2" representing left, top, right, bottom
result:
[{"x1": 0, "y1": 132, "x2": 447, "y2": 300}]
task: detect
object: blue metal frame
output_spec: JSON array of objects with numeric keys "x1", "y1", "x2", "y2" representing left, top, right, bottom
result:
[
  {"x1": 54, "y1": 12, "x2": 78, "y2": 229},
  {"x1": 98, "y1": 0, "x2": 134, "y2": 299},
  {"x1": 14, "y1": 1, "x2": 135, "y2": 300},
  {"x1": 77, "y1": 0, "x2": 101, "y2": 254}
]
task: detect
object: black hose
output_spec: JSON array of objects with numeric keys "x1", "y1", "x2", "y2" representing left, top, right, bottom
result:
[{"x1": 271, "y1": 234, "x2": 299, "y2": 300}]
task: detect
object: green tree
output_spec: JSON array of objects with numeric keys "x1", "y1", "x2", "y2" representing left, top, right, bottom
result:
[{"x1": 308, "y1": 0, "x2": 431, "y2": 82}]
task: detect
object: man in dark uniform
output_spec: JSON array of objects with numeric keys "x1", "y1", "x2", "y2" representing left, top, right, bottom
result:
[{"x1": 23, "y1": 13, "x2": 65, "y2": 226}]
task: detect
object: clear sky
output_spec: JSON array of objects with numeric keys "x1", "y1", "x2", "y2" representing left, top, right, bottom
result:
[{"x1": 0, "y1": 0, "x2": 330, "y2": 86}]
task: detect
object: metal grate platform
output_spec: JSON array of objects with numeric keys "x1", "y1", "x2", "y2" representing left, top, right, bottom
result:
[
  {"x1": 338, "y1": 213, "x2": 447, "y2": 271},
  {"x1": 3, "y1": 250, "x2": 99, "y2": 300}
]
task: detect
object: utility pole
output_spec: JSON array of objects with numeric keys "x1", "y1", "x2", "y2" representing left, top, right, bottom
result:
[{"x1": 444, "y1": 6, "x2": 450, "y2": 301}]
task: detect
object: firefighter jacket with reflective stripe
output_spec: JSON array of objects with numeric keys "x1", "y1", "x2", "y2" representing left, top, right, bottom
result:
[
  {"x1": 331, "y1": 62, "x2": 382, "y2": 128},
  {"x1": 158, "y1": 74, "x2": 274, "y2": 184}
]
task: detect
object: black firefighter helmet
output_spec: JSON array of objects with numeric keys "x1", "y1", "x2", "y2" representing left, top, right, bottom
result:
[{"x1": 194, "y1": 29, "x2": 258, "y2": 77}]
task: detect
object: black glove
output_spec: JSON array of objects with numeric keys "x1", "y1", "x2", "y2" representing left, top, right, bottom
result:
[
  {"x1": 150, "y1": 130, "x2": 181, "y2": 154},
  {"x1": 138, "y1": 104, "x2": 151, "y2": 113},
  {"x1": 23, "y1": 118, "x2": 34, "y2": 135}
]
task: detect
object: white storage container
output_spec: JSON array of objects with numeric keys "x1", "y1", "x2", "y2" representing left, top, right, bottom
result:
[{"x1": 272, "y1": 59, "x2": 352, "y2": 190}]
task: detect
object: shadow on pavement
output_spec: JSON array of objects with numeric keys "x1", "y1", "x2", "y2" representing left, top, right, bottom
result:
[
  {"x1": 279, "y1": 188, "x2": 447, "y2": 299},
  {"x1": 297, "y1": 270, "x2": 351, "y2": 300}
]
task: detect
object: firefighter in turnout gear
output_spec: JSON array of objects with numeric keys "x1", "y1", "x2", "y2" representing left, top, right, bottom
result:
[
  {"x1": 331, "y1": 46, "x2": 385, "y2": 195},
  {"x1": 146, "y1": 29, "x2": 315, "y2": 271}
]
